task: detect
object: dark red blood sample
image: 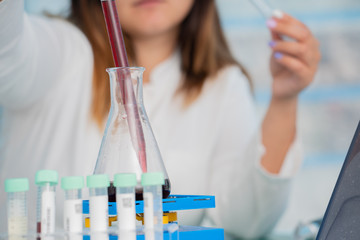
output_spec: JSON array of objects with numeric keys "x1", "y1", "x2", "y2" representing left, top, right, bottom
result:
[
  {"x1": 37, "y1": 222, "x2": 41, "y2": 233},
  {"x1": 108, "y1": 182, "x2": 117, "y2": 202},
  {"x1": 135, "y1": 178, "x2": 171, "y2": 200},
  {"x1": 36, "y1": 222, "x2": 41, "y2": 240},
  {"x1": 108, "y1": 179, "x2": 171, "y2": 202}
]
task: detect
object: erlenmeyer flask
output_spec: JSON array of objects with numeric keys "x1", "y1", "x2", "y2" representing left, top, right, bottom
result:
[{"x1": 94, "y1": 67, "x2": 171, "y2": 201}]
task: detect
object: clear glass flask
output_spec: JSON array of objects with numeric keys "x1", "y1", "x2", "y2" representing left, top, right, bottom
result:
[{"x1": 93, "y1": 67, "x2": 171, "y2": 201}]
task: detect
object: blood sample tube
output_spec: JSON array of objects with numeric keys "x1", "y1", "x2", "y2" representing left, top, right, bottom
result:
[
  {"x1": 35, "y1": 170, "x2": 58, "y2": 235},
  {"x1": 5, "y1": 178, "x2": 29, "y2": 237},
  {"x1": 142, "y1": 172, "x2": 164, "y2": 240},
  {"x1": 61, "y1": 176, "x2": 84, "y2": 233},
  {"x1": 86, "y1": 174, "x2": 110, "y2": 232},
  {"x1": 114, "y1": 173, "x2": 137, "y2": 239}
]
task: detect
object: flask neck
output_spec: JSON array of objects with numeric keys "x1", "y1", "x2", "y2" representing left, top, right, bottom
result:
[{"x1": 107, "y1": 67, "x2": 145, "y2": 108}]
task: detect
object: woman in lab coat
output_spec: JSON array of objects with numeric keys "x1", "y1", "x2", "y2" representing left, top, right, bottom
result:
[{"x1": 0, "y1": 0, "x2": 320, "y2": 238}]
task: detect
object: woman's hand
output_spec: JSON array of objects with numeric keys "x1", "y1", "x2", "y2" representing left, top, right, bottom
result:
[
  {"x1": 267, "y1": 12, "x2": 321, "y2": 100},
  {"x1": 260, "y1": 12, "x2": 320, "y2": 174}
]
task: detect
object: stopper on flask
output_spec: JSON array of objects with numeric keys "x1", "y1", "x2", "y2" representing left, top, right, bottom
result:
[
  {"x1": 61, "y1": 176, "x2": 84, "y2": 190},
  {"x1": 5, "y1": 178, "x2": 29, "y2": 192},
  {"x1": 141, "y1": 172, "x2": 165, "y2": 186},
  {"x1": 35, "y1": 170, "x2": 58, "y2": 186},
  {"x1": 87, "y1": 174, "x2": 110, "y2": 188}
]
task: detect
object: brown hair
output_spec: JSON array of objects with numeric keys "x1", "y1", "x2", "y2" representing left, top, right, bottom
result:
[{"x1": 69, "y1": 0, "x2": 250, "y2": 127}]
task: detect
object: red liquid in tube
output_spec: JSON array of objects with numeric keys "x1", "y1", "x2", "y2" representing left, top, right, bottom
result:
[{"x1": 101, "y1": 0, "x2": 147, "y2": 172}]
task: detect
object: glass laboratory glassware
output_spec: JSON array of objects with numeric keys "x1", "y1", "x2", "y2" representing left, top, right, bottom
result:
[
  {"x1": 87, "y1": 174, "x2": 110, "y2": 233},
  {"x1": 114, "y1": 173, "x2": 137, "y2": 240},
  {"x1": 142, "y1": 172, "x2": 164, "y2": 240},
  {"x1": 35, "y1": 170, "x2": 58, "y2": 235},
  {"x1": 94, "y1": 67, "x2": 171, "y2": 201},
  {"x1": 5, "y1": 178, "x2": 29, "y2": 237},
  {"x1": 61, "y1": 176, "x2": 84, "y2": 233}
]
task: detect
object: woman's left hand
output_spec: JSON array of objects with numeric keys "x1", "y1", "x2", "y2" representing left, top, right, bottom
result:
[{"x1": 267, "y1": 12, "x2": 321, "y2": 100}]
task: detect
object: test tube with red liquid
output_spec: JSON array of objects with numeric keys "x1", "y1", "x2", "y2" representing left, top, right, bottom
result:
[{"x1": 35, "y1": 170, "x2": 58, "y2": 235}]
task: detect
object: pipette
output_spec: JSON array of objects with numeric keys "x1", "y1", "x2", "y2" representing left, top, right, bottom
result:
[
  {"x1": 100, "y1": 0, "x2": 147, "y2": 172},
  {"x1": 249, "y1": 0, "x2": 283, "y2": 19}
]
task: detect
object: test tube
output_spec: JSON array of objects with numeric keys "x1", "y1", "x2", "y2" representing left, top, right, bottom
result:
[
  {"x1": 5, "y1": 178, "x2": 29, "y2": 237},
  {"x1": 249, "y1": 0, "x2": 283, "y2": 19},
  {"x1": 35, "y1": 170, "x2": 58, "y2": 235},
  {"x1": 114, "y1": 173, "x2": 137, "y2": 239},
  {"x1": 61, "y1": 176, "x2": 84, "y2": 233},
  {"x1": 87, "y1": 174, "x2": 110, "y2": 232},
  {"x1": 142, "y1": 172, "x2": 164, "y2": 240}
]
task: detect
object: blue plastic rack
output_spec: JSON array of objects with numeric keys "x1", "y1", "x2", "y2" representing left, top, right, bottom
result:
[{"x1": 83, "y1": 195, "x2": 224, "y2": 240}]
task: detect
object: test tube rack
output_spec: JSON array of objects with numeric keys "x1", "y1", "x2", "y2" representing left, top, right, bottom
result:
[{"x1": 83, "y1": 195, "x2": 224, "y2": 240}]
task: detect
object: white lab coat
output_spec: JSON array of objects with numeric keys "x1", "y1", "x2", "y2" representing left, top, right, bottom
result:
[{"x1": 0, "y1": 0, "x2": 302, "y2": 238}]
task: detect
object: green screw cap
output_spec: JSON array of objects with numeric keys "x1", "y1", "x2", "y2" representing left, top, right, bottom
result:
[
  {"x1": 87, "y1": 174, "x2": 110, "y2": 188},
  {"x1": 35, "y1": 170, "x2": 58, "y2": 186},
  {"x1": 61, "y1": 176, "x2": 84, "y2": 190},
  {"x1": 114, "y1": 173, "x2": 137, "y2": 187},
  {"x1": 5, "y1": 178, "x2": 29, "y2": 193},
  {"x1": 141, "y1": 172, "x2": 165, "y2": 186}
]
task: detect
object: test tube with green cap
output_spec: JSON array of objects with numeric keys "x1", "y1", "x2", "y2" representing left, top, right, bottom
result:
[
  {"x1": 35, "y1": 170, "x2": 58, "y2": 234},
  {"x1": 5, "y1": 178, "x2": 29, "y2": 237},
  {"x1": 87, "y1": 174, "x2": 110, "y2": 232},
  {"x1": 142, "y1": 172, "x2": 164, "y2": 240},
  {"x1": 61, "y1": 176, "x2": 84, "y2": 233},
  {"x1": 114, "y1": 173, "x2": 137, "y2": 238}
]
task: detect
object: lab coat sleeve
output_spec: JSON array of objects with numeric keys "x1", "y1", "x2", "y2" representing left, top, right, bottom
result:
[
  {"x1": 205, "y1": 66, "x2": 302, "y2": 239},
  {"x1": 0, "y1": 0, "x2": 83, "y2": 109}
]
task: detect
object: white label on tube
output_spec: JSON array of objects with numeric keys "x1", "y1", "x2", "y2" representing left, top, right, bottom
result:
[
  {"x1": 90, "y1": 232, "x2": 108, "y2": 240},
  {"x1": 144, "y1": 192, "x2": 154, "y2": 228},
  {"x1": 144, "y1": 192, "x2": 155, "y2": 240},
  {"x1": 119, "y1": 230, "x2": 136, "y2": 240},
  {"x1": 117, "y1": 193, "x2": 136, "y2": 231},
  {"x1": 64, "y1": 199, "x2": 83, "y2": 232},
  {"x1": 89, "y1": 195, "x2": 108, "y2": 232},
  {"x1": 41, "y1": 191, "x2": 55, "y2": 233},
  {"x1": 67, "y1": 233, "x2": 83, "y2": 240}
]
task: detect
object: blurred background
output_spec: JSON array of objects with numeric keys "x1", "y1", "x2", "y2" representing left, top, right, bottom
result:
[
  {"x1": 216, "y1": 0, "x2": 360, "y2": 238},
  {"x1": 4, "y1": 0, "x2": 360, "y2": 238}
]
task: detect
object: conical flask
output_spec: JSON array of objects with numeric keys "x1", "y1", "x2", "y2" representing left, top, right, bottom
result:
[{"x1": 94, "y1": 67, "x2": 171, "y2": 201}]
